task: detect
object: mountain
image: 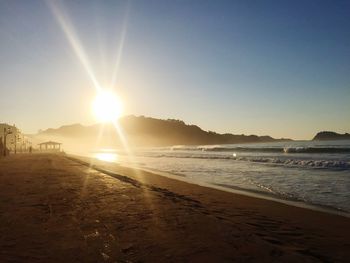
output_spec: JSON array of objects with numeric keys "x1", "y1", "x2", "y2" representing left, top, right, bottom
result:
[
  {"x1": 312, "y1": 131, "x2": 350, "y2": 141},
  {"x1": 34, "y1": 115, "x2": 292, "y2": 150}
]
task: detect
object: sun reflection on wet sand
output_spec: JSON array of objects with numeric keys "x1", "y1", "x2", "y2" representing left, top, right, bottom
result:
[{"x1": 95, "y1": 152, "x2": 119, "y2": 163}]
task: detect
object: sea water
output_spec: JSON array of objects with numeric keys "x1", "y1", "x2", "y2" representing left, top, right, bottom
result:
[{"x1": 90, "y1": 140, "x2": 350, "y2": 213}]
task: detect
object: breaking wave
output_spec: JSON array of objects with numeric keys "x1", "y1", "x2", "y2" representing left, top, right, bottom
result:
[
  {"x1": 232, "y1": 157, "x2": 350, "y2": 170},
  {"x1": 141, "y1": 152, "x2": 350, "y2": 170},
  {"x1": 283, "y1": 147, "x2": 350, "y2": 154},
  {"x1": 171, "y1": 145, "x2": 350, "y2": 154}
]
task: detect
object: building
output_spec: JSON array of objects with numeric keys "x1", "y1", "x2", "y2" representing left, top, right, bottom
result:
[{"x1": 0, "y1": 123, "x2": 31, "y2": 154}]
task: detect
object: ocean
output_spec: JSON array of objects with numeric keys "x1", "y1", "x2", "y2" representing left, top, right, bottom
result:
[{"x1": 89, "y1": 140, "x2": 350, "y2": 213}]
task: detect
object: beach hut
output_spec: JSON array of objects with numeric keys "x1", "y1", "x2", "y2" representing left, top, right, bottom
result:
[{"x1": 38, "y1": 141, "x2": 62, "y2": 152}]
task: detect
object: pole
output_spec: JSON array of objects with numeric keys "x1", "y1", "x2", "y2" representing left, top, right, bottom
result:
[
  {"x1": 14, "y1": 135, "x2": 20, "y2": 154},
  {"x1": 2, "y1": 128, "x2": 4, "y2": 156},
  {"x1": 3, "y1": 128, "x2": 7, "y2": 157}
]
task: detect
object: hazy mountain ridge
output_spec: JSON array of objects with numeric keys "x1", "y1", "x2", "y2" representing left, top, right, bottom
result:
[
  {"x1": 313, "y1": 131, "x2": 350, "y2": 141},
  {"x1": 35, "y1": 115, "x2": 291, "y2": 149}
]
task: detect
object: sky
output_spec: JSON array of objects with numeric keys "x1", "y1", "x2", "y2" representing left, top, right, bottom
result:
[{"x1": 0, "y1": 0, "x2": 349, "y2": 139}]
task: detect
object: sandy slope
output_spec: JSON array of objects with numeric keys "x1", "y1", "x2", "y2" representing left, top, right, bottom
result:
[{"x1": 0, "y1": 154, "x2": 349, "y2": 262}]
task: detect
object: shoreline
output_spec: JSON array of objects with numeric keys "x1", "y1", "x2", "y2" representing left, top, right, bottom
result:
[
  {"x1": 74, "y1": 154, "x2": 350, "y2": 218},
  {"x1": 134, "y1": 166, "x2": 350, "y2": 218}
]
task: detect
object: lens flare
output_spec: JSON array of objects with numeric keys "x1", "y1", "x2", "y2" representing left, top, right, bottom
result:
[{"x1": 46, "y1": 0, "x2": 101, "y2": 92}]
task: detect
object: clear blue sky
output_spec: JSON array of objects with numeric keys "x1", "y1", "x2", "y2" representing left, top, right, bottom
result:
[{"x1": 0, "y1": 0, "x2": 349, "y2": 139}]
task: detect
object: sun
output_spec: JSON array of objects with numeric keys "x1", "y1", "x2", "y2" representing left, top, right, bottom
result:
[{"x1": 92, "y1": 90, "x2": 123, "y2": 122}]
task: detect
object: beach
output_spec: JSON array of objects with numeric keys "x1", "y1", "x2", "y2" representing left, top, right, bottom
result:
[{"x1": 0, "y1": 154, "x2": 349, "y2": 262}]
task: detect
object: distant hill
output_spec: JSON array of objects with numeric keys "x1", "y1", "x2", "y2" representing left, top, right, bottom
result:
[
  {"x1": 313, "y1": 131, "x2": 350, "y2": 141},
  {"x1": 34, "y1": 115, "x2": 291, "y2": 150}
]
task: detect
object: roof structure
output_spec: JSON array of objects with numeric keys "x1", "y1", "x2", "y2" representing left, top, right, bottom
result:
[
  {"x1": 38, "y1": 141, "x2": 62, "y2": 152},
  {"x1": 38, "y1": 141, "x2": 62, "y2": 145}
]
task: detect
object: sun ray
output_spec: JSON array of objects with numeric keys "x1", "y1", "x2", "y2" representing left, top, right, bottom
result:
[
  {"x1": 110, "y1": 2, "x2": 130, "y2": 89},
  {"x1": 111, "y1": 119, "x2": 157, "y2": 212},
  {"x1": 88, "y1": 122, "x2": 106, "y2": 166},
  {"x1": 112, "y1": 120, "x2": 132, "y2": 159},
  {"x1": 46, "y1": 1, "x2": 155, "y2": 210},
  {"x1": 46, "y1": 0, "x2": 101, "y2": 92}
]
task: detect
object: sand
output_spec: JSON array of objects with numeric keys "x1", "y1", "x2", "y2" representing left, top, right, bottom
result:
[{"x1": 0, "y1": 153, "x2": 349, "y2": 262}]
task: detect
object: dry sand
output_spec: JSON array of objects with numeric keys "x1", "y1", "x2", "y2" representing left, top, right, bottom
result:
[{"x1": 0, "y1": 153, "x2": 349, "y2": 262}]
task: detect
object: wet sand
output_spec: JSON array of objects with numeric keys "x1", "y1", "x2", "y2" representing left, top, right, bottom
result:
[{"x1": 0, "y1": 154, "x2": 349, "y2": 262}]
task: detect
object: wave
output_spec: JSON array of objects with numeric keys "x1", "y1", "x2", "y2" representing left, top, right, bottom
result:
[
  {"x1": 140, "y1": 152, "x2": 350, "y2": 170},
  {"x1": 171, "y1": 146, "x2": 350, "y2": 154},
  {"x1": 233, "y1": 157, "x2": 350, "y2": 169},
  {"x1": 283, "y1": 147, "x2": 350, "y2": 154}
]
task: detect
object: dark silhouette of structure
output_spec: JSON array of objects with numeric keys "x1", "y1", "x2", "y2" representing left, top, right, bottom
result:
[
  {"x1": 1, "y1": 127, "x2": 12, "y2": 156},
  {"x1": 38, "y1": 141, "x2": 62, "y2": 152}
]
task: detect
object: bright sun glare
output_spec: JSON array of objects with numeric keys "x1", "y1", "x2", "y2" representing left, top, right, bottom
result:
[{"x1": 92, "y1": 90, "x2": 123, "y2": 122}]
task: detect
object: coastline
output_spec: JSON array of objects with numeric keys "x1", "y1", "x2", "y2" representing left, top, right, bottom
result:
[
  {"x1": 1, "y1": 153, "x2": 349, "y2": 262},
  {"x1": 74, "y1": 154, "x2": 350, "y2": 218}
]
